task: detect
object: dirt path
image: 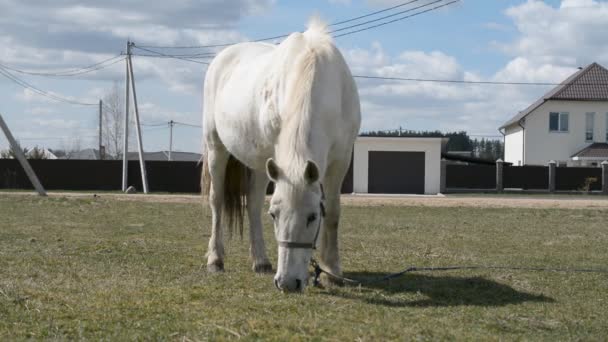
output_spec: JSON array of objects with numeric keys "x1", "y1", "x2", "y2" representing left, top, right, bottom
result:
[{"x1": 3, "y1": 191, "x2": 608, "y2": 210}]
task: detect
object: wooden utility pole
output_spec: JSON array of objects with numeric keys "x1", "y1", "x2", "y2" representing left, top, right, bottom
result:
[
  {"x1": 169, "y1": 120, "x2": 174, "y2": 161},
  {"x1": 0, "y1": 113, "x2": 46, "y2": 196},
  {"x1": 127, "y1": 42, "x2": 150, "y2": 193},
  {"x1": 122, "y1": 41, "x2": 131, "y2": 192},
  {"x1": 98, "y1": 99, "x2": 103, "y2": 159}
]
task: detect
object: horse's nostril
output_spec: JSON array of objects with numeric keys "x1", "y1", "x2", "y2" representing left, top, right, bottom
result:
[{"x1": 295, "y1": 279, "x2": 302, "y2": 291}]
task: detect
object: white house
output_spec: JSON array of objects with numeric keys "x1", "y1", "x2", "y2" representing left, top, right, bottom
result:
[{"x1": 500, "y1": 62, "x2": 608, "y2": 167}]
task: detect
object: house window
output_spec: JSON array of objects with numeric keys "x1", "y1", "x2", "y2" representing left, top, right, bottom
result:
[
  {"x1": 585, "y1": 112, "x2": 595, "y2": 142},
  {"x1": 549, "y1": 112, "x2": 569, "y2": 132},
  {"x1": 606, "y1": 113, "x2": 608, "y2": 141}
]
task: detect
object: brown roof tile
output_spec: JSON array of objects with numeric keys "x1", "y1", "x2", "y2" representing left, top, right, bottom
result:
[
  {"x1": 500, "y1": 62, "x2": 608, "y2": 129},
  {"x1": 571, "y1": 143, "x2": 608, "y2": 159}
]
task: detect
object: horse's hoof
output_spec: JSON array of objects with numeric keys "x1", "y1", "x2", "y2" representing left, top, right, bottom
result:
[
  {"x1": 253, "y1": 263, "x2": 273, "y2": 274},
  {"x1": 207, "y1": 261, "x2": 224, "y2": 273}
]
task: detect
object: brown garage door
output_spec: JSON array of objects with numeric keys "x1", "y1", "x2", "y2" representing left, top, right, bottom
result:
[{"x1": 368, "y1": 151, "x2": 425, "y2": 194}]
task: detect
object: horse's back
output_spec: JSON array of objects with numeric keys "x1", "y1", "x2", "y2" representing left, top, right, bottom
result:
[
  {"x1": 203, "y1": 21, "x2": 360, "y2": 173},
  {"x1": 203, "y1": 42, "x2": 277, "y2": 169}
]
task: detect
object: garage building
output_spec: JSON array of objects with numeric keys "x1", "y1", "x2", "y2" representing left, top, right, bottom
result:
[{"x1": 350, "y1": 136, "x2": 447, "y2": 195}]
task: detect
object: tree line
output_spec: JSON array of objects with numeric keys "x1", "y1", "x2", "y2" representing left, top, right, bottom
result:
[{"x1": 360, "y1": 129, "x2": 504, "y2": 161}]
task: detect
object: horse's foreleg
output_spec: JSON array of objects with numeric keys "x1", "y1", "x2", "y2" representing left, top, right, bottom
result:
[
  {"x1": 247, "y1": 170, "x2": 273, "y2": 273},
  {"x1": 206, "y1": 147, "x2": 229, "y2": 272},
  {"x1": 318, "y1": 160, "x2": 348, "y2": 285}
]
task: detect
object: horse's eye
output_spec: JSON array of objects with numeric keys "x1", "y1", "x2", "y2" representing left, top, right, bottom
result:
[{"x1": 307, "y1": 213, "x2": 317, "y2": 225}]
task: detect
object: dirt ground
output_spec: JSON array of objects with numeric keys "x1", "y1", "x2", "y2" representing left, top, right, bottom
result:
[{"x1": 3, "y1": 191, "x2": 608, "y2": 210}]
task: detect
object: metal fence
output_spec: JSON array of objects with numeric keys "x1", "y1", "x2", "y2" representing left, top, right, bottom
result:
[
  {"x1": 445, "y1": 160, "x2": 608, "y2": 194},
  {"x1": 504, "y1": 165, "x2": 548, "y2": 190},
  {"x1": 0, "y1": 159, "x2": 355, "y2": 194},
  {"x1": 446, "y1": 164, "x2": 496, "y2": 189}
]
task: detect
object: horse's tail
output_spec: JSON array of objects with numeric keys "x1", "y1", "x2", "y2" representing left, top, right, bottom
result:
[
  {"x1": 223, "y1": 155, "x2": 248, "y2": 237},
  {"x1": 201, "y1": 151, "x2": 248, "y2": 237},
  {"x1": 201, "y1": 153, "x2": 211, "y2": 198}
]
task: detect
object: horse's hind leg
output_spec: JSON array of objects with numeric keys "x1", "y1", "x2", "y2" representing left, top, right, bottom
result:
[
  {"x1": 247, "y1": 170, "x2": 273, "y2": 273},
  {"x1": 206, "y1": 145, "x2": 230, "y2": 272}
]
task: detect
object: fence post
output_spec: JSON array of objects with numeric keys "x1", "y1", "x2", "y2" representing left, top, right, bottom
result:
[
  {"x1": 602, "y1": 161, "x2": 608, "y2": 195},
  {"x1": 496, "y1": 159, "x2": 504, "y2": 192},
  {"x1": 440, "y1": 159, "x2": 447, "y2": 193},
  {"x1": 548, "y1": 160, "x2": 556, "y2": 193}
]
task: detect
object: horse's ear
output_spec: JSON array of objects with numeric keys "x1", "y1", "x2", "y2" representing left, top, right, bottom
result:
[
  {"x1": 304, "y1": 160, "x2": 319, "y2": 184},
  {"x1": 266, "y1": 158, "x2": 280, "y2": 182}
]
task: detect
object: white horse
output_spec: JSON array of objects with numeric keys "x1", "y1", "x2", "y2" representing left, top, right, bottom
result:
[{"x1": 201, "y1": 18, "x2": 361, "y2": 292}]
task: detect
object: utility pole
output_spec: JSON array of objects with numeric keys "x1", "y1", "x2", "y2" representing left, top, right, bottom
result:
[
  {"x1": 127, "y1": 42, "x2": 150, "y2": 193},
  {"x1": 169, "y1": 120, "x2": 174, "y2": 161},
  {"x1": 98, "y1": 99, "x2": 103, "y2": 160},
  {"x1": 0, "y1": 113, "x2": 46, "y2": 196},
  {"x1": 122, "y1": 40, "x2": 131, "y2": 191}
]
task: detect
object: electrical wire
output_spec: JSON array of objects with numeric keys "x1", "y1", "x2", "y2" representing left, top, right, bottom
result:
[
  {"x1": 131, "y1": 46, "x2": 210, "y2": 65},
  {"x1": 132, "y1": 0, "x2": 459, "y2": 64},
  {"x1": 334, "y1": 0, "x2": 460, "y2": 38},
  {"x1": 330, "y1": 0, "x2": 444, "y2": 34},
  {"x1": 130, "y1": 54, "x2": 214, "y2": 59},
  {"x1": 0, "y1": 66, "x2": 97, "y2": 106},
  {"x1": 173, "y1": 121, "x2": 201, "y2": 128},
  {"x1": 0, "y1": 55, "x2": 125, "y2": 77},
  {"x1": 331, "y1": 0, "x2": 421, "y2": 26},
  {"x1": 136, "y1": 0, "x2": 451, "y2": 49},
  {"x1": 141, "y1": 122, "x2": 169, "y2": 127},
  {"x1": 352, "y1": 74, "x2": 608, "y2": 86}
]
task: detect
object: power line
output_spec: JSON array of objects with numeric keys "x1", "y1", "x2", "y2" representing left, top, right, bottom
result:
[
  {"x1": 330, "y1": 0, "x2": 444, "y2": 34},
  {"x1": 141, "y1": 122, "x2": 169, "y2": 127},
  {"x1": 131, "y1": 47, "x2": 210, "y2": 65},
  {"x1": 130, "y1": 54, "x2": 214, "y2": 59},
  {"x1": 16, "y1": 135, "x2": 98, "y2": 141},
  {"x1": 136, "y1": 0, "x2": 450, "y2": 49},
  {"x1": 132, "y1": 0, "x2": 459, "y2": 65},
  {"x1": 351, "y1": 74, "x2": 608, "y2": 86},
  {"x1": 0, "y1": 55, "x2": 125, "y2": 77},
  {"x1": 140, "y1": 121, "x2": 201, "y2": 128},
  {"x1": 0, "y1": 66, "x2": 97, "y2": 106},
  {"x1": 331, "y1": 0, "x2": 421, "y2": 26},
  {"x1": 334, "y1": 0, "x2": 460, "y2": 38},
  {"x1": 174, "y1": 121, "x2": 201, "y2": 128}
]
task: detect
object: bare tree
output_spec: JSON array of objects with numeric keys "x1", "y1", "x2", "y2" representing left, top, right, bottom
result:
[
  {"x1": 59, "y1": 135, "x2": 82, "y2": 159},
  {"x1": 0, "y1": 145, "x2": 28, "y2": 159},
  {"x1": 102, "y1": 81, "x2": 133, "y2": 159}
]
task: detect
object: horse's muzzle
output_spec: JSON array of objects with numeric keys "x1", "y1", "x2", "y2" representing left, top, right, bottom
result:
[{"x1": 274, "y1": 275, "x2": 304, "y2": 293}]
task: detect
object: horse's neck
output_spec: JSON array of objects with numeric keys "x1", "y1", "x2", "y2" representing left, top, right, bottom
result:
[{"x1": 275, "y1": 114, "x2": 324, "y2": 180}]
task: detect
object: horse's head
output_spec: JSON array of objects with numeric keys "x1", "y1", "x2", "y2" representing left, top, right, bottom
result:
[{"x1": 266, "y1": 158, "x2": 324, "y2": 293}]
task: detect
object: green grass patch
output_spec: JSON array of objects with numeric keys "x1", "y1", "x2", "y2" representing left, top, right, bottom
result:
[{"x1": 1, "y1": 195, "x2": 607, "y2": 340}]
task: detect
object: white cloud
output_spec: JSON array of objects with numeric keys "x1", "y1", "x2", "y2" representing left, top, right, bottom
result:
[
  {"x1": 501, "y1": 0, "x2": 608, "y2": 67},
  {"x1": 343, "y1": 39, "x2": 579, "y2": 135},
  {"x1": 344, "y1": 43, "x2": 501, "y2": 133},
  {"x1": 27, "y1": 107, "x2": 56, "y2": 116}
]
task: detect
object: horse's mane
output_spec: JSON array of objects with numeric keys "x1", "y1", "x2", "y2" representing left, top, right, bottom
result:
[{"x1": 276, "y1": 17, "x2": 335, "y2": 183}]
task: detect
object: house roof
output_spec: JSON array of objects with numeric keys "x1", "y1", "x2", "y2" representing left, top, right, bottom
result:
[
  {"x1": 570, "y1": 143, "x2": 608, "y2": 160},
  {"x1": 499, "y1": 62, "x2": 608, "y2": 130}
]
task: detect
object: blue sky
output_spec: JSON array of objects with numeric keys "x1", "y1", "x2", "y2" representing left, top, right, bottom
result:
[{"x1": 1, "y1": 0, "x2": 607, "y2": 154}]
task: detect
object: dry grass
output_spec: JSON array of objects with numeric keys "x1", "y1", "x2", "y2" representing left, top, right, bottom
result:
[{"x1": 1, "y1": 194, "x2": 607, "y2": 340}]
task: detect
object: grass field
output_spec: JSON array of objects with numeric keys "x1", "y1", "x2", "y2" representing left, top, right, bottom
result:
[{"x1": 1, "y1": 194, "x2": 607, "y2": 340}]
